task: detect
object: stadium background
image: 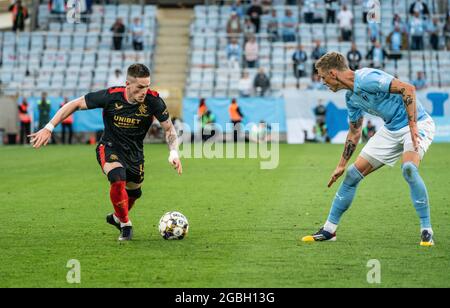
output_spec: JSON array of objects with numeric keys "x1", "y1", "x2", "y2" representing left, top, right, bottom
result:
[
  {"x1": 1, "y1": 0, "x2": 450, "y2": 289},
  {"x1": 0, "y1": 0, "x2": 449, "y2": 144}
]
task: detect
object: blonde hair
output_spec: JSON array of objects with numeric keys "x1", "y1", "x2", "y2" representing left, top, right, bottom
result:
[{"x1": 315, "y1": 52, "x2": 349, "y2": 72}]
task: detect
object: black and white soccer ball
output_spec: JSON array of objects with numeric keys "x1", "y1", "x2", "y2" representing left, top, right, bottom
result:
[{"x1": 158, "y1": 211, "x2": 189, "y2": 240}]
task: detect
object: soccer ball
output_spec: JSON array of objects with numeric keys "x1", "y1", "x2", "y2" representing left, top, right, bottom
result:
[{"x1": 158, "y1": 211, "x2": 189, "y2": 240}]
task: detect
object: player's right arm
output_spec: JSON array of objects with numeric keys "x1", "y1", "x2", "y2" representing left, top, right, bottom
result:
[
  {"x1": 28, "y1": 96, "x2": 88, "y2": 149},
  {"x1": 328, "y1": 117, "x2": 363, "y2": 188}
]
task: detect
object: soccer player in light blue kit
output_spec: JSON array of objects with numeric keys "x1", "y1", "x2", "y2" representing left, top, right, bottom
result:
[{"x1": 302, "y1": 52, "x2": 435, "y2": 246}]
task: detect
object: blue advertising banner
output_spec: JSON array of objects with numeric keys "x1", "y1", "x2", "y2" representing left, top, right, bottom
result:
[{"x1": 182, "y1": 97, "x2": 287, "y2": 132}]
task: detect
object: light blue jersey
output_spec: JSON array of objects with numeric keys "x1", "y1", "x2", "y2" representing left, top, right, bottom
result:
[{"x1": 346, "y1": 68, "x2": 428, "y2": 131}]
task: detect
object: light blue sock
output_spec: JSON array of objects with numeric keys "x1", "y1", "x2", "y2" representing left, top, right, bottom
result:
[
  {"x1": 327, "y1": 164, "x2": 364, "y2": 225},
  {"x1": 402, "y1": 162, "x2": 432, "y2": 229}
]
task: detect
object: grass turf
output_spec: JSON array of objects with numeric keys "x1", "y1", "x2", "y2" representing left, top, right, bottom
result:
[{"x1": 0, "y1": 143, "x2": 449, "y2": 288}]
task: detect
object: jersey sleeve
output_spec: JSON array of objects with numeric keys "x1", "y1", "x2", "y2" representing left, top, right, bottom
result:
[
  {"x1": 84, "y1": 89, "x2": 110, "y2": 109},
  {"x1": 346, "y1": 92, "x2": 363, "y2": 123},
  {"x1": 153, "y1": 97, "x2": 170, "y2": 122},
  {"x1": 359, "y1": 70, "x2": 394, "y2": 94}
]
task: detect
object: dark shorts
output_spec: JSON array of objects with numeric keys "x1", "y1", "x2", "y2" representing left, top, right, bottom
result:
[{"x1": 96, "y1": 143, "x2": 144, "y2": 184}]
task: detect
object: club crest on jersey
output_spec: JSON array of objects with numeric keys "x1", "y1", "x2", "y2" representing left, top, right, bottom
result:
[
  {"x1": 136, "y1": 104, "x2": 149, "y2": 117},
  {"x1": 115, "y1": 103, "x2": 123, "y2": 110},
  {"x1": 110, "y1": 154, "x2": 119, "y2": 161}
]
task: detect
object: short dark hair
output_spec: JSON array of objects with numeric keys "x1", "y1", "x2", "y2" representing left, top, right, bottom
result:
[{"x1": 127, "y1": 63, "x2": 150, "y2": 78}]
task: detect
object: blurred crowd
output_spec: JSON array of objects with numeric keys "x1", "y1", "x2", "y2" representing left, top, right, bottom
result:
[{"x1": 214, "y1": 0, "x2": 450, "y2": 93}]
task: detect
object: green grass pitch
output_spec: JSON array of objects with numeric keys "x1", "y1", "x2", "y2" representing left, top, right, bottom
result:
[{"x1": 0, "y1": 143, "x2": 449, "y2": 287}]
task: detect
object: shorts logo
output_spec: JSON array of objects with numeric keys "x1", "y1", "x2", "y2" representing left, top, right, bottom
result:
[
  {"x1": 115, "y1": 103, "x2": 123, "y2": 111},
  {"x1": 136, "y1": 104, "x2": 149, "y2": 117},
  {"x1": 110, "y1": 154, "x2": 119, "y2": 161}
]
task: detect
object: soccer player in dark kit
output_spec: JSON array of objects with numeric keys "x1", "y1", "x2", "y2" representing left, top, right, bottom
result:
[{"x1": 29, "y1": 64, "x2": 182, "y2": 241}]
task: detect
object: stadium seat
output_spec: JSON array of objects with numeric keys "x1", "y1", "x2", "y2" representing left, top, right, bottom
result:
[
  {"x1": 49, "y1": 22, "x2": 62, "y2": 32},
  {"x1": 72, "y1": 35, "x2": 86, "y2": 50}
]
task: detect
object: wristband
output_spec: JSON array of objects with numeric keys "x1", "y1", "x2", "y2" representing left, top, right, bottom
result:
[
  {"x1": 44, "y1": 123, "x2": 55, "y2": 133},
  {"x1": 168, "y1": 150, "x2": 179, "y2": 163}
]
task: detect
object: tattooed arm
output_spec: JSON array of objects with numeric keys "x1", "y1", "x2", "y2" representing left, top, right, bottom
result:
[
  {"x1": 160, "y1": 119, "x2": 179, "y2": 151},
  {"x1": 160, "y1": 119, "x2": 182, "y2": 175},
  {"x1": 389, "y1": 79, "x2": 420, "y2": 152},
  {"x1": 328, "y1": 117, "x2": 363, "y2": 188}
]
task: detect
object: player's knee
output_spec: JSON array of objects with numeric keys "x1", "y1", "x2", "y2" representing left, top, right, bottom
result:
[
  {"x1": 344, "y1": 164, "x2": 364, "y2": 187},
  {"x1": 402, "y1": 162, "x2": 418, "y2": 183},
  {"x1": 107, "y1": 167, "x2": 126, "y2": 184},
  {"x1": 126, "y1": 188, "x2": 142, "y2": 200}
]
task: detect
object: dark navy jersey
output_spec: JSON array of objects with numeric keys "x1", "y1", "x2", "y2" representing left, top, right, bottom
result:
[{"x1": 85, "y1": 86, "x2": 169, "y2": 164}]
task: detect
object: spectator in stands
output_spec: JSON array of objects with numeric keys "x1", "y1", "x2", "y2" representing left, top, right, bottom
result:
[
  {"x1": 243, "y1": 17, "x2": 256, "y2": 42},
  {"x1": 366, "y1": 41, "x2": 388, "y2": 69},
  {"x1": 111, "y1": 18, "x2": 126, "y2": 51},
  {"x1": 108, "y1": 69, "x2": 126, "y2": 87},
  {"x1": 428, "y1": 17, "x2": 441, "y2": 51},
  {"x1": 392, "y1": 14, "x2": 408, "y2": 34},
  {"x1": 311, "y1": 40, "x2": 327, "y2": 74},
  {"x1": 362, "y1": 120, "x2": 376, "y2": 142},
  {"x1": 412, "y1": 71, "x2": 428, "y2": 90},
  {"x1": 261, "y1": 0, "x2": 273, "y2": 12},
  {"x1": 447, "y1": 0, "x2": 450, "y2": 18},
  {"x1": 50, "y1": 0, "x2": 66, "y2": 22},
  {"x1": 227, "y1": 38, "x2": 242, "y2": 69},
  {"x1": 249, "y1": 121, "x2": 271, "y2": 143},
  {"x1": 226, "y1": 11, "x2": 242, "y2": 39},
  {"x1": 314, "y1": 122, "x2": 329, "y2": 143},
  {"x1": 232, "y1": 0, "x2": 245, "y2": 18},
  {"x1": 314, "y1": 100, "x2": 327, "y2": 125},
  {"x1": 292, "y1": 44, "x2": 308, "y2": 79},
  {"x1": 325, "y1": 0, "x2": 338, "y2": 24},
  {"x1": 368, "y1": 21, "x2": 381, "y2": 43},
  {"x1": 244, "y1": 35, "x2": 259, "y2": 68},
  {"x1": 201, "y1": 110, "x2": 216, "y2": 142},
  {"x1": 444, "y1": 16, "x2": 450, "y2": 50},
  {"x1": 282, "y1": 9, "x2": 297, "y2": 42},
  {"x1": 308, "y1": 73, "x2": 327, "y2": 90},
  {"x1": 85, "y1": 0, "x2": 93, "y2": 14},
  {"x1": 60, "y1": 97, "x2": 74, "y2": 144},
  {"x1": 131, "y1": 17, "x2": 144, "y2": 51},
  {"x1": 338, "y1": 5, "x2": 353, "y2": 42},
  {"x1": 387, "y1": 25, "x2": 409, "y2": 51},
  {"x1": 303, "y1": 0, "x2": 315, "y2": 24},
  {"x1": 362, "y1": 0, "x2": 372, "y2": 24},
  {"x1": 409, "y1": 0, "x2": 430, "y2": 19},
  {"x1": 253, "y1": 67, "x2": 270, "y2": 97},
  {"x1": 410, "y1": 12, "x2": 425, "y2": 50},
  {"x1": 229, "y1": 98, "x2": 244, "y2": 142},
  {"x1": 247, "y1": 0, "x2": 263, "y2": 33},
  {"x1": 448, "y1": 0, "x2": 450, "y2": 18},
  {"x1": 238, "y1": 71, "x2": 253, "y2": 97},
  {"x1": 267, "y1": 9, "x2": 280, "y2": 42},
  {"x1": 198, "y1": 98, "x2": 207, "y2": 119},
  {"x1": 38, "y1": 92, "x2": 51, "y2": 130},
  {"x1": 18, "y1": 98, "x2": 31, "y2": 144},
  {"x1": 347, "y1": 42, "x2": 362, "y2": 71},
  {"x1": 9, "y1": 0, "x2": 28, "y2": 32},
  {"x1": 50, "y1": 0, "x2": 65, "y2": 13}
]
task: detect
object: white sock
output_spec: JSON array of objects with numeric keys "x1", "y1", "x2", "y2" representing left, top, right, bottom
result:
[
  {"x1": 113, "y1": 214, "x2": 120, "y2": 224},
  {"x1": 324, "y1": 221, "x2": 338, "y2": 234},
  {"x1": 421, "y1": 227, "x2": 433, "y2": 235},
  {"x1": 120, "y1": 220, "x2": 132, "y2": 228}
]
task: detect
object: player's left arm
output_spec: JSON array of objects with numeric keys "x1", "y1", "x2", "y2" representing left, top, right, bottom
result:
[
  {"x1": 160, "y1": 119, "x2": 182, "y2": 175},
  {"x1": 389, "y1": 78, "x2": 420, "y2": 152}
]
